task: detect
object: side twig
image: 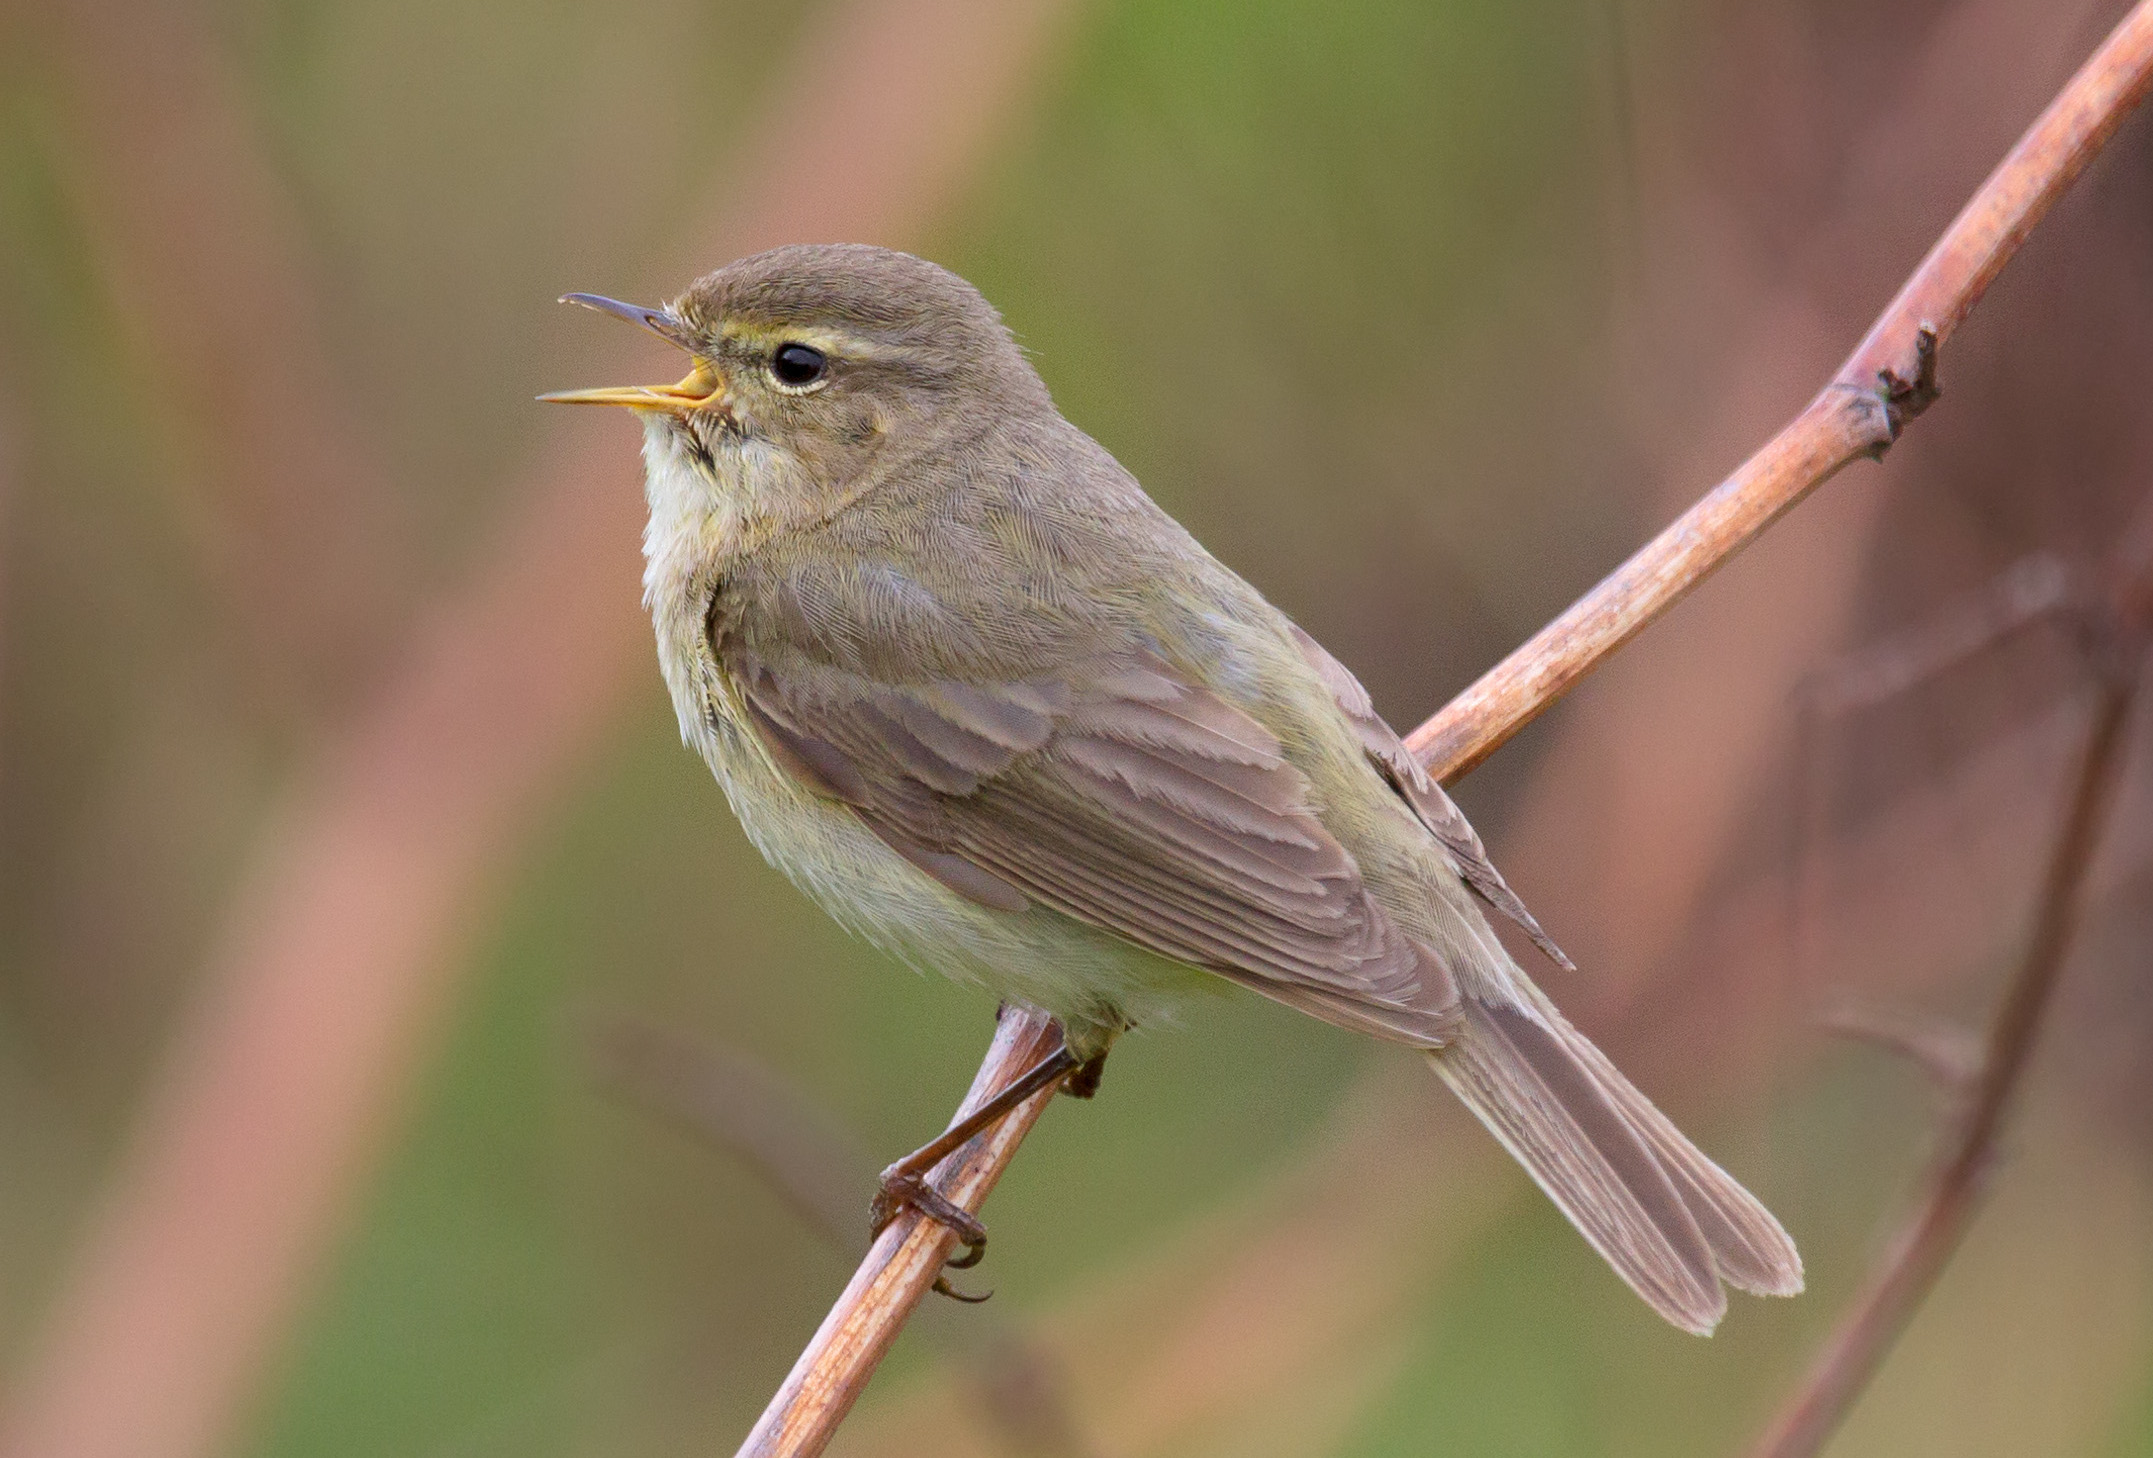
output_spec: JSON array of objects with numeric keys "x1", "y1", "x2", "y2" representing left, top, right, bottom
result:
[
  {"x1": 1788, "y1": 552, "x2": 2083, "y2": 1001},
  {"x1": 591, "y1": 1018, "x2": 1098, "y2": 1458},
  {"x1": 1745, "y1": 496, "x2": 2153, "y2": 1458},
  {"x1": 734, "y1": 5, "x2": 2153, "y2": 1456},
  {"x1": 591, "y1": 1019, "x2": 875, "y2": 1255}
]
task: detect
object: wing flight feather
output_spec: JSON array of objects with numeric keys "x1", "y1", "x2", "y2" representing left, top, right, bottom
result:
[{"x1": 732, "y1": 644, "x2": 1460, "y2": 1045}]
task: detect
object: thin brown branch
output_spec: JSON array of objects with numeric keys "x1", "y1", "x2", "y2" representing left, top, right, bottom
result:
[
  {"x1": 801, "y1": 10, "x2": 2118, "y2": 1441},
  {"x1": 737, "y1": 6, "x2": 2153, "y2": 1454},
  {"x1": 1476, "y1": 0, "x2": 2076, "y2": 1039},
  {"x1": 1406, "y1": 0, "x2": 2153, "y2": 784},
  {"x1": 736, "y1": 1011, "x2": 1068, "y2": 1458},
  {"x1": 836, "y1": 683, "x2": 2153, "y2": 1458},
  {"x1": 1746, "y1": 586, "x2": 2143, "y2": 1458}
]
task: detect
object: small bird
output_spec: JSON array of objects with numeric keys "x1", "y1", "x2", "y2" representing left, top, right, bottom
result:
[{"x1": 546, "y1": 244, "x2": 1801, "y2": 1332}]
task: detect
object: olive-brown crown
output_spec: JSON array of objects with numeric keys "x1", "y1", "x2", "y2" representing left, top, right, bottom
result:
[{"x1": 672, "y1": 243, "x2": 1045, "y2": 406}]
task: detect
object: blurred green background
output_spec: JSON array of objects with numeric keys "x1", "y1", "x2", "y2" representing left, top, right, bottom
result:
[{"x1": 3, "y1": 0, "x2": 2152, "y2": 1455}]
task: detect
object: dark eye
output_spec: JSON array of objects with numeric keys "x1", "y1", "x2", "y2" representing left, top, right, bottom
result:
[{"x1": 771, "y1": 342, "x2": 827, "y2": 388}]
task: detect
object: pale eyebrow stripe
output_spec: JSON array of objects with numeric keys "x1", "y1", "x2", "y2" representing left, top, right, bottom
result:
[{"x1": 720, "y1": 323, "x2": 899, "y2": 361}]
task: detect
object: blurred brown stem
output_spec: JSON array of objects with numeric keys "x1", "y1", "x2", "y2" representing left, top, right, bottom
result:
[
  {"x1": 1747, "y1": 535, "x2": 2146, "y2": 1458},
  {"x1": 737, "y1": 5, "x2": 2153, "y2": 1455},
  {"x1": 0, "y1": 6, "x2": 1082, "y2": 1458},
  {"x1": 49, "y1": 0, "x2": 416, "y2": 712},
  {"x1": 591, "y1": 1018, "x2": 876, "y2": 1257}
]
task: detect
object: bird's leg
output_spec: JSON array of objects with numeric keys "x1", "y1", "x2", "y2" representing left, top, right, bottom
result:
[
  {"x1": 1061, "y1": 1050, "x2": 1110, "y2": 1100},
  {"x1": 1061, "y1": 1031, "x2": 1122, "y2": 1100},
  {"x1": 870, "y1": 1043, "x2": 1081, "y2": 1287}
]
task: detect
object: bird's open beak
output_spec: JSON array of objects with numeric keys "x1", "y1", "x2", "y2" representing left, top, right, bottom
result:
[
  {"x1": 539, "y1": 293, "x2": 727, "y2": 412},
  {"x1": 539, "y1": 364, "x2": 723, "y2": 410}
]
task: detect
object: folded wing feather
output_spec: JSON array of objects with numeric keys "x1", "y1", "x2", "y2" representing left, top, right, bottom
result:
[{"x1": 731, "y1": 644, "x2": 1462, "y2": 1046}]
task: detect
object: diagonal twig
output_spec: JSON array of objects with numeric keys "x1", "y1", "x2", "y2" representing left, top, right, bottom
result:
[
  {"x1": 1406, "y1": 0, "x2": 2153, "y2": 783},
  {"x1": 1744, "y1": 492, "x2": 2153, "y2": 1458},
  {"x1": 737, "y1": 1014, "x2": 1069, "y2": 1457},
  {"x1": 736, "y1": 6, "x2": 2153, "y2": 1455},
  {"x1": 1750, "y1": 671, "x2": 2138, "y2": 1457},
  {"x1": 787, "y1": 8, "x2": 2131, "y2": 1446}
]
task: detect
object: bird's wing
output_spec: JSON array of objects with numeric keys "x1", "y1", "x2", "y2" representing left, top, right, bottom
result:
[
  {"x1": 730, "y1": 641, "x2": 1461, "y2": 1045},
  {"x1": 1285, "y1": 625, "x2": 1576, "y2": 972}
]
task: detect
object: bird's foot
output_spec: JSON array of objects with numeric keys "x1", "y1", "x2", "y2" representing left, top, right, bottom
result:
[
  {"x1": 864, "y1": 1034, "x2": 1083, "y2": 1303},
  {"x1": 871, "y1": 1168, "x2": 991, "y2": 1301}
]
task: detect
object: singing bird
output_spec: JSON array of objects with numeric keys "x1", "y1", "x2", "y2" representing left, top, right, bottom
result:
[{"x1": 546, "y1": 244, "x2": 1800, "y2": 1332}]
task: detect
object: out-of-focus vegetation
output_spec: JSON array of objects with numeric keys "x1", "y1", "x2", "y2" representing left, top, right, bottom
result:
[{"x1": 2, "y1": 1, "x2": 2151, "y2": 1455}]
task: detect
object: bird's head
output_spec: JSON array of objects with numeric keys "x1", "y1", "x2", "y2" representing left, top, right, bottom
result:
[{"x1": 545, "y1": 244, "x2": 1046, "y2": 529}]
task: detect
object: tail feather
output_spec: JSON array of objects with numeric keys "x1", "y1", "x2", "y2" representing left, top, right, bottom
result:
[
  {"x1": 1564, "y1": 1030, "x2": 1805, "y2": 1298},
  {"x1": 1429, "y1": 999, "x2": 1801, "y2": 1334}
]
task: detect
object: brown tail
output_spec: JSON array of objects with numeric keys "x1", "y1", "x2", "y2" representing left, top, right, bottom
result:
[{"x1": 1427, "y1": 999, "x2": 1801, "y2": 1334}]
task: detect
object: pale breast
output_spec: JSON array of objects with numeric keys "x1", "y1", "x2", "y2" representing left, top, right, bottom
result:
[{"x1": 636, "y1": 431, "x2": 1196, "y2": 1044}]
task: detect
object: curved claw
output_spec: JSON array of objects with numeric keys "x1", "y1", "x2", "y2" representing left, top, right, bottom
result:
[
  {"x1": 933, "y1": 1275, "x2": 994, "y2": 1304},
  {"x1": 944, "y1": 1237, "x2": 987, "y2": 1271}
]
